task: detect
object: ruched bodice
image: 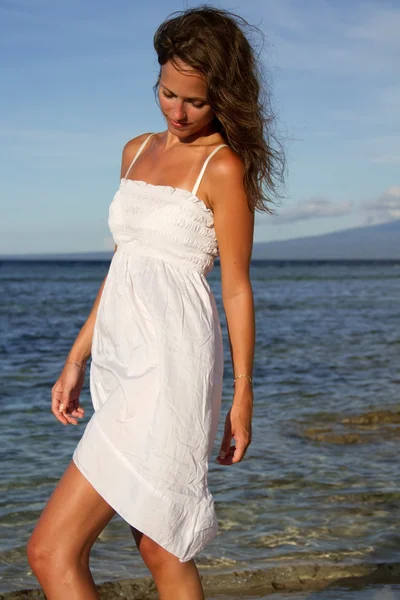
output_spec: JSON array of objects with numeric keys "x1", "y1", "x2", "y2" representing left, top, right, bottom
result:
[{"x1": 109, "y1": 178, "x2": 219, "y2": 275}]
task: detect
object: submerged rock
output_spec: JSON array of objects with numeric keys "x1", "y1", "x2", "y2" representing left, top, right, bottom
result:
[
  {"x1": 341, "y1": 410, "x2": 400, "y2": 426},
  {"x1": 298, "y1": 408, "x2": 400, "y2": 444}
]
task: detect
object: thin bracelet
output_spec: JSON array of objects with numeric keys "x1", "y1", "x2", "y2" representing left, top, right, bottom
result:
[
  {"x1": 233, "y1": 374, "x2": 253, "y2": 387},
  {"x1": 66, "y1": 360, "x2": 87, "y2": 369}
]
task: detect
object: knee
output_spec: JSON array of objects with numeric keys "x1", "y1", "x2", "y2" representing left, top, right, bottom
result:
[
  {"x1": 26, "y1": 531, "x2": 54, "y2": 574},
  {"x1": 135, "y1": 533, "x2": 171, "y2": 572},
  {"x1": 27, "y1": 529, "x2": 82, "y2": 575}
]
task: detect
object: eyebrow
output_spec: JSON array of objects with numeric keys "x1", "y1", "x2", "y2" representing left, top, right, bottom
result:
[{"x1": 160, "y1": 83, "x2": 207, "y2": 102}]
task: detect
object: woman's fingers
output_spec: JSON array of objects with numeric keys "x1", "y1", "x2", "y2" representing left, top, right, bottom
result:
[
  {"x1": 216, "y1": 410, "x2": 233, "y2": 460},
  {"x1": 216, "y1": 444, "x2": 236, "y2": 465},
  {"x1": 58, "y1": 404, "x2": 79, "y2": 426},
  {"x1": 216, "y1": 408, "x2": 251, "y2": 465},
  {"x1": 51, "y1": 384, "x2": 69, "y2": 425},
  {"x1": 70, "y1": 407, "x2": 84, "y2": 416},
  {"x1": 231, "y1": 436, "x2": 249, "y2": 464},
  {"x1": 59, "y1": 388, "x2": 72, "y2": 420},
  {"x1": 217, "y1": 434, "x2": 251, "y2": 465},
  {"x1": 51, "y1": 382, "x2": 84, "y2": 426},
  {"x1": 217, "y1": 443, "x2": 249, "y2": 465},
  {"x1": 59, "y1": 395, "x2": 81, "y2": 425},
  {"x1": 70, "y1": 393, "x2": 85, "y2": 416}
]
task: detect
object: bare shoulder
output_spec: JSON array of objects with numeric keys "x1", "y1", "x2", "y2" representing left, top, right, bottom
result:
[
  {"x1": 205, "y1": 145, "x2": 246, "y2": 210},
  {"x1": 210, "y1": 145, "x2": 244, "y2": 180},
  {"x1": 205, "y1": 145, "x2": 253, "y2": 287},
  {"x1": 120, "y1": 132, "x2": 154, "y2": 178},
  {"x1": 123, "y1": 132, "x2": 154, "y2": 156}
]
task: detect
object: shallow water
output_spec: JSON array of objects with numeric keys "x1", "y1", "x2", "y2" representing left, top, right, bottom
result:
[{"x1": 1, "y1": 259, "x2": 399, "y2": 596}]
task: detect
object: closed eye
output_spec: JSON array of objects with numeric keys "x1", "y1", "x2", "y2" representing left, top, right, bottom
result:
[{"x1": 161, "y1": 90, "x2": 206, "y2": 109}]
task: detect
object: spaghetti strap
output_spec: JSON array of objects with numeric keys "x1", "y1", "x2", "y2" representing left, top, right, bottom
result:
[
  {"x1": 124, "y1": 133, "x2": 155, "y2": 179},
  {"x1": 191, "y1": 144, "x2": 228, "y2": 196}
]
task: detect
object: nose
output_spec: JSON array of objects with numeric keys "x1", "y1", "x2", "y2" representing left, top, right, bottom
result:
[{"x1": 172, "y1": 100, "x2": 187, "y2": 122}]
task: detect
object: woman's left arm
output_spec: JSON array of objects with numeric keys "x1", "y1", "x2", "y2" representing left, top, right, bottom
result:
[{"x1": 208, "y1": 151, "x2": 255, "y2": 466}]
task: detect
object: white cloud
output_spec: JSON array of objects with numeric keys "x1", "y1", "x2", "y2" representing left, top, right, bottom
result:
[
  {"x1": 361, "y1": 186, "x2": 400, "y2": 224},
  {"x1": 274, "y1": 197, "x2": 352, "y2": 224},
  {"x1": 262, "y1": 186, "x2": 400, "y2": 228}
]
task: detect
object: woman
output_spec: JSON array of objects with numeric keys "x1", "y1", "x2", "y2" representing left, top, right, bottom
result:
[{"x1": 27, "y1": 6, "x2": 283, "y2": 599}]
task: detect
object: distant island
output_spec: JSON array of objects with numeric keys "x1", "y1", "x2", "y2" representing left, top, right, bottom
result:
[
  {"x1": 1, "y1": 219, "x2": 399, "y2": 261},
  {"x1": 251, "y1": 218, "x2": 400, "y2": 260}
]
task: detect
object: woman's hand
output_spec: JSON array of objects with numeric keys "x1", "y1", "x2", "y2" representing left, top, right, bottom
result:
[
  {"x1": 51, "y1": 362, "x2": 86, "y2": 426},
  {"x1": 216, "y1": 384, "x2": 253, "y2": 465}
]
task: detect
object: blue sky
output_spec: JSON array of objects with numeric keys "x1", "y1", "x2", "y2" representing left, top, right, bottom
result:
[{"x1": 1, "y1": 0, "x2": 399, "y2": 254}]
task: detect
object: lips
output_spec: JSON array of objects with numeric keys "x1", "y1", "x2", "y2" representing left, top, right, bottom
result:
[{"x1": 169, "y1": 118, "x2": 189, "y2": 129}]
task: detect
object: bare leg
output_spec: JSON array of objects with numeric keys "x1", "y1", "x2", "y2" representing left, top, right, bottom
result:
[
  {"x1": 131, "y1": 526, "x2": 205, "y2": 600},
  {"x1": 27, "y1": 460, "x2": 116, "y2": 599}
]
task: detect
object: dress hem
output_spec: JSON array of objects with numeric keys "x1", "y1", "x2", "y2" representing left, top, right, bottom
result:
[{"x1": 72, "y1": 415, "x2": 218, "y2": 563}]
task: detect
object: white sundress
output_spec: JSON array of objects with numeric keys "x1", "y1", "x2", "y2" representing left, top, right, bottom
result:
[{"x1": 72, "y1": 133, "x2": 228, "y2": 562}]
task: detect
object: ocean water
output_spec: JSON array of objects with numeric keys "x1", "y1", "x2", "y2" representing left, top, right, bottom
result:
[{"x1": 0, "y1": 259, "x2": 399, "y2": 597}]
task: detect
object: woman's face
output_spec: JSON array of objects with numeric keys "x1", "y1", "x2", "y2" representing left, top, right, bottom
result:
[{"x1": 158, "y1": 59, "x2": 216, "y2": 137}]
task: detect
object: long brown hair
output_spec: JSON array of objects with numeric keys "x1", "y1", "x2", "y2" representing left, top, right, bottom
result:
[{"x1": 153, "y1": 5, "x2": 285, "y2": 213}]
